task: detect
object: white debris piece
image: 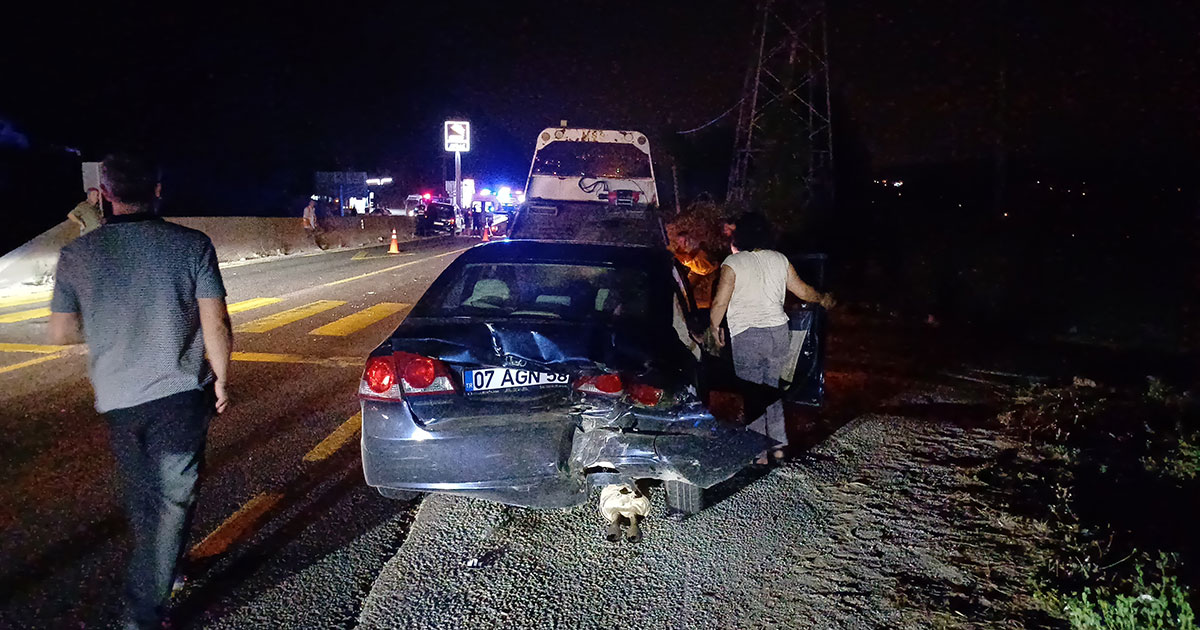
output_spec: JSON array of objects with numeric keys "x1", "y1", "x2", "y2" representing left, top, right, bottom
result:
[{"x1": 598, "y1": 484, "x2": 650, "y2": 523}]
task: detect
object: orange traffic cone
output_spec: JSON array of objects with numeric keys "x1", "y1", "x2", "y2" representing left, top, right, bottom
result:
[
  {"x1": 387, "y1": 228, "x2": 400, "y2": 254},
  {"x1": 481, "y1": 224, "x2": 491, "y2": 242}
]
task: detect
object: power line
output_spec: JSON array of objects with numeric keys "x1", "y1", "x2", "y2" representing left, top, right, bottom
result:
[{"x1": 676, "y1": 96, "x2": 746, "y2": 135}]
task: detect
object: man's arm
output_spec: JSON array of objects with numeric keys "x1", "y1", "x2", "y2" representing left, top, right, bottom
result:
[
  {"x1": 709, "y1": 265, "x2": 736, "y2": 347},
  {"x1": 199, "y1": 297, "x2": 233, "y2": 414},
  {"x1": 48, "y1": 312, "x2": 84, "y2": 345},
  {"x1": 786, "y1": 263, "x2": 835, "y2": 309},
  {"x1": 48, "y1": 252, "x2": 83, "y2": 345},
  {"x1": 66, "y1": 211, "x2": 83, "y2": 228}
]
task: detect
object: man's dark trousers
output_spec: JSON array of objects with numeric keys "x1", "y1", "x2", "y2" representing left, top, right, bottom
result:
[{"x1": 105, "y1": 388, "x2": 212, "y2": 629}]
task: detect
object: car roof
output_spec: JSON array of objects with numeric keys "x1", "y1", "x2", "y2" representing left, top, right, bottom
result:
[{"x1": 459, "y1": 239, "x2": 673, "y2": 268}]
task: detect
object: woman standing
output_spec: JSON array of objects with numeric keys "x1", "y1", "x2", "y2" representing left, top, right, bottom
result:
[{"x1": 708, "y1": 213, "x2": 834, "y2": 462}]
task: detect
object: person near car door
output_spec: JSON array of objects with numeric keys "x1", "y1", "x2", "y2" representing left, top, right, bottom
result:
[
  {"x1": 48, "y1": 154, "x2": 233, "y2": 630},
  {"x1": 707, "y1": 213, "x2": 834, "y2": 463},
  {"x1": 670, "y1": 230, "x2": 718, "y2": 307}
]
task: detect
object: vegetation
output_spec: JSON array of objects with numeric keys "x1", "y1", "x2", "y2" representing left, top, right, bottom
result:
[
  {"x1": 996, "y1": 377, "x2": 1199, "y2": 628},
  {"x1": 1060, "y1": 556, "x2": 1196, "y2": 630}
]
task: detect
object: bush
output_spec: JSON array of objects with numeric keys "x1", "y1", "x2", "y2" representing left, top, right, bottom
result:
[{"x1": 1063, "y1": 556, "x2": 1197, "y2": 630}]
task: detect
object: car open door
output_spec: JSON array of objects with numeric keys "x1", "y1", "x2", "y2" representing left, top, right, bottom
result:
[{"x1": 782, "y1": 254, "x2": 828, "y2": 406}]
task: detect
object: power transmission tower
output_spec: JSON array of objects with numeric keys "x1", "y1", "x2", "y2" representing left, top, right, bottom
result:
[{"x1": 726, "y1": 0, "x2": 833, "y2": 210}]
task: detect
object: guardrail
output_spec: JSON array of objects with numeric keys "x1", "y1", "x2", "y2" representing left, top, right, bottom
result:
[{"x1": 0, "y1": 215, "x2": 418, "y2": 294}]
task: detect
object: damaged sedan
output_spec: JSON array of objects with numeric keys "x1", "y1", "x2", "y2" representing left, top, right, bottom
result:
[{"x1": 358, "y1": 238, "x2": 825, "y2": 521}]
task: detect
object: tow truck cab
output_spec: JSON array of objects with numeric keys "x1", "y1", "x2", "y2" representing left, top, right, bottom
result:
[{"x1": 524, "y1": 128, "x2": 659, "y2": 207}]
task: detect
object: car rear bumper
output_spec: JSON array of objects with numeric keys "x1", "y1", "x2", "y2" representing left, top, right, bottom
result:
[
  {"x1": 360, "y1": 400, "x2": 588, "y2": 507},
  {"x1": 362, "y1": 399, "x2": 771, "y2": 502}
]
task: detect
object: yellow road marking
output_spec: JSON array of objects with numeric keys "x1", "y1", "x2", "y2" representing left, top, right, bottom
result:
[
  {"x1": 227, "y1": 297, "x2": 284, "y2": 314},
  {"x1": 231, "y1": 351, "x2": 362, "y2": 368},
  {"x1": 303, "y1": 412, "x2": 363, "y2": 462},
  {"x1": 0, "y1": 352, "x2": 69, "y2": 375},
  {"x1": 234, "y1": 300, "x2": 345, "y2": 333},
  {"x1": 187, "y1": 492, "x2": 284, "y2": 560},
  {"x1": 0, "y1": 292, "x2": 53, "y2": 308},
  {"x1": 351, "y1": 250, "x2": 413, "y2": 261},
  {"x1": 0, "y1": 307, "x2": 51, "y2": 323},
  {"x1": 322, "y1": 247, "x2": 470, "y2": 288},
  {"x1": 0, "y1": 342, "x2": 67, "y2": 354},
  {"x1": 308, "y1": 302, "x2": 411, "y2": 337}
]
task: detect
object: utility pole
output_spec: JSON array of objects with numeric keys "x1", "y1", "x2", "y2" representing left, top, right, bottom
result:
[
  {"x1": 454, "y1": 150, "x2": 462, "y2": 210},
  {"x1": 726, "y1": 0, "x2": 833, "y2": 212}
]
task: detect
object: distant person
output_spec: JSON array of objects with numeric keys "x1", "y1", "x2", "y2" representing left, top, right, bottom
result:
[
  {"x1": 67, "y1": 187, "x2": 103, "y2": 235},
  {"x1": 482, "y1": 206, "x2": 493, "y2": 237},
  {"x1": 302, "y1": 199, "x2": 317, "y2": 231},
  {"x1": 48, "y1": 154, "x2": 232, "y2": 630},
  {"x1": 707, "y1": 213, "x2": 834, "y2": 464}
]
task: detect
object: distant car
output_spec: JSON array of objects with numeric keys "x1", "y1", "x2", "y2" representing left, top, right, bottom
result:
[
  {"x1": 358, "y1": 239, "x2": 827, "y2": 513},
  {"x1": 400, "y1": 194, "x2": 430, "y2": 217},
  {"x1": 414, "y1": 202, "x2": 460, "y2": 236}
]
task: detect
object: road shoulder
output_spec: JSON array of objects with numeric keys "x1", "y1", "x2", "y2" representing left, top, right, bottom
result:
[{"x1": 355, "y1": 379, "x2": 1010, "y2": 629}]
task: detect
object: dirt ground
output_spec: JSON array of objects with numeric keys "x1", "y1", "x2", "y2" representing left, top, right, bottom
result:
[{"x1": 796, "y1": 312, "x2": 1197, "y2": 629}]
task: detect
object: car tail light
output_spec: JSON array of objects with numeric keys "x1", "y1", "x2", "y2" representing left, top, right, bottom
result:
[
  {"x1": 606, "y1": 191, "x2": 641, "y2": 206},
  {"x1": 404, "y1": 356, "x2": 436, "y2": 389},
  {"x1": 575, "y1": 373, "x2": 623, "y2": 396},
  {"x1": 360, "y1": 355, "x2": 401, "y2": 400},
  {"x1": 394, "y1": 352, "x2": 457, "y2": 395},
  {"x1": 628, "y1": 383, "x2": 663, "y2": 407},
  {"x1": 358, "y1": 352, "x2": 457, "y2": 400}
]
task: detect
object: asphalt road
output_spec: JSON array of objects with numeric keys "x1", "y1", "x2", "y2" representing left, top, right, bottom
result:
[{"x1": 0, "y1": 236, "x2": 477, "y2": 628}]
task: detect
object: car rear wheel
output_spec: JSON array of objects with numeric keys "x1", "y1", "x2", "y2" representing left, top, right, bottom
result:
[
  {"x1": 376, "y1": 487, "x2": 423, "y2": 502},
  {"x1": 664, "y1": 480, "x2": 702, "y2": 516}
]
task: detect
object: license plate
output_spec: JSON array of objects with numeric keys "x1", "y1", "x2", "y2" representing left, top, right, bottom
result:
[{"x1": 463, "y1": 368, "x2": 570, "y2": 393}]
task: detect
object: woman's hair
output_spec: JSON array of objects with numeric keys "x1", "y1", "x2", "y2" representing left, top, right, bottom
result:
[{"x1": 732, "y1": 212, "x2": 774, "y2": 251}]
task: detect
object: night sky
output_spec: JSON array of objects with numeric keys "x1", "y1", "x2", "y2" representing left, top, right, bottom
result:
[{"x1": 1, "y1": 0, "x2": 1196, "y2": 212}]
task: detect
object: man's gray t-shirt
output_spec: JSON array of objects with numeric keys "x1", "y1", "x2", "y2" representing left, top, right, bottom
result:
[{"x1": 51, "y1": 215, "x2": 227, "y2": 413}]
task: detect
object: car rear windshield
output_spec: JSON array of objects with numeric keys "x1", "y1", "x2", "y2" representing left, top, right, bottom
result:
[
  {"x1": 531, "y1": 142, "x2": 652, "y2": 179},
  {"x1": 414, "y1": 262, "x2": 653, "y2": 322}
]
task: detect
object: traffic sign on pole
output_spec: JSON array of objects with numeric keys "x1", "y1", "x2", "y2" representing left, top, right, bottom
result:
[{"x1": 444, "y1": 121, "x2": 470, "y2": 153}]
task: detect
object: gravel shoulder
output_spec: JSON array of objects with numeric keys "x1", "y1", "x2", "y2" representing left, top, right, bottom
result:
[{"x1": 356, "y1": 374, "x2": 1030, "y2": 630}]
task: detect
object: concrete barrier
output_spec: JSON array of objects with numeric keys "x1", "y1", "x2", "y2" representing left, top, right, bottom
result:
[{"x1": 0, "y1": 215, "x2": 417, "y2": 294}]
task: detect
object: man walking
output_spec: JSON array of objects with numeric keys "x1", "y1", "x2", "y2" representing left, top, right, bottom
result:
[
  {"x1": 48, "y1": 154, "x2": 232, "y2": 629},
  {"x1": 67, "y1": 186, "x2": 104, "y2": 235}
]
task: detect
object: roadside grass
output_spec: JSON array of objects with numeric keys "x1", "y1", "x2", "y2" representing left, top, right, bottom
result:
[
  {"x1": 1056, "y1": 555, "x2": 1196, "y2": 630},
  {"x1": 996, "y1": 377, "x2": 1200, "y2": 629}
]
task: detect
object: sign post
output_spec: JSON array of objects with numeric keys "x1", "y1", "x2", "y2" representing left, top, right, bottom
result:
[{"x1": 444, "y1": 120, "x2": 470, "y2": 211}]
